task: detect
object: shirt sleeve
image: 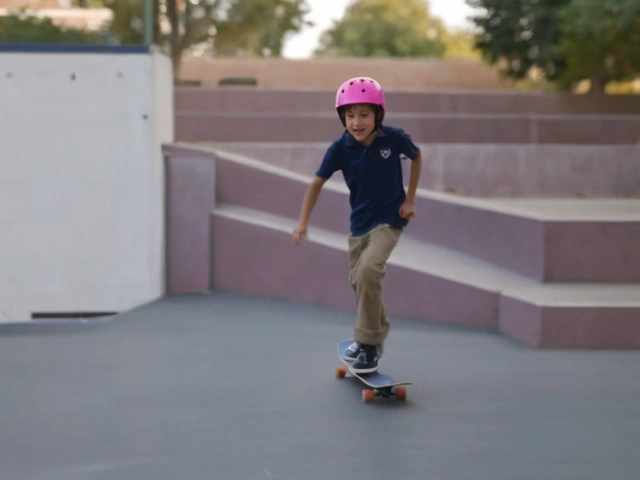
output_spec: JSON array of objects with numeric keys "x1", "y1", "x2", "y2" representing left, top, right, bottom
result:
[
  {"x1": 315, "y1": 143, "x2": 341, "y2": 179},
  {"x1": 397, "y1": 129, "x2": 421, "y2": 161}
]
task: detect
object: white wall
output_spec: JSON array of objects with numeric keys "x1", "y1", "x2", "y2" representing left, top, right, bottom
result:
[{"x1": 0, "y1": 48, "x2": 173, "y2": 321}]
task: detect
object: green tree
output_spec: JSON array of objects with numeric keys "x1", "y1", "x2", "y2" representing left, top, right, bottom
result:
[
  {"x1": 104, "y1": 0, "x2": 150, "y2": 46},
  {"x1": 315, "y1": 0, "x2": 447, "y2": 57},
  {"x1": 103, "y1": 0, "x2": 310, "y2": 79},
  {"x1": 442, "y1": 27, "x2": 481, "y2": 60},
  {"x1": 215, "y1": 0, "x2": 312, "y2": 56},
  {"x1": 466, "y1": 0, "x2": 640, "y2": 93},
  {"x1": 557, "y1": 0, "x2": 640, "y2": 93},
  {"x1": 162, "y1": 0, "x2": 310, "y2": 79},
  {"x1": 466, "y1": 0, "x2": 569, "y2": 82},
  {"x1": 0, "y1": 10, "x2": 102, "y2": 44}
]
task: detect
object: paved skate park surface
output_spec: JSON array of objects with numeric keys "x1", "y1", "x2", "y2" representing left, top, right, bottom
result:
[{"x1": 2, "y1": 292, "x2": 639, "y2": 480}]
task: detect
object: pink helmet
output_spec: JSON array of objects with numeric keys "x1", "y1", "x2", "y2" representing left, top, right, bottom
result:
[{"x1": 335, "y1": 77, "x2": 386, "y2": 110}]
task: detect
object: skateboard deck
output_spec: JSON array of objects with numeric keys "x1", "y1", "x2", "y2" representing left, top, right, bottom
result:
[{"x1": 336, "y1": 338, "x2": 412, "y2": 402}]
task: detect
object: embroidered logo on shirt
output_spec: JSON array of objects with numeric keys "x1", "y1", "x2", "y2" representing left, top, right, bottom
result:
[{"x1": 380, "y1": 148, "x2": 391, "y2": 159}]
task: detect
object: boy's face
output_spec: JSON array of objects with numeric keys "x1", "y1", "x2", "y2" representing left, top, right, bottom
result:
[{"x1": 344, "y1": 104, "x2": 376, "y2": 145}]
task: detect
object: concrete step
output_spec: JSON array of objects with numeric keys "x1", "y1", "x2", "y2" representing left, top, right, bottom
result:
[
  {"x1": 163, "y1": 143, "x2": 640, "y2": 349},
  {"x1": 500, "y1": 284, "x2": 640, "y2": 349},
  {"x1": 175, "y1": 112, "x2": 640, "y2": 145},
  {"x1": 209, "y1": 204, "x2": 640, "y2": 349},
  {"x1": 414, "y1": 194, "x2": 640, "y2": 283},
  {"x1": 205, "y1": 145, "x2": 640, "y2": 283}
]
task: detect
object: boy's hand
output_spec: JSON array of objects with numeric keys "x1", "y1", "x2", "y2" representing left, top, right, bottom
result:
[
  {"x1": 399, "y1": 201, "x2": 416, "y2": 220},
  {"x1": 292, "y1": 225, "x2": 308, "y2": 244}
]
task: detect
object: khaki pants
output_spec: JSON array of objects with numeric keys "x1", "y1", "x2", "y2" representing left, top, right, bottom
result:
[{"x1": 348, "y1": 224, "x2": 402, "y2": 346}]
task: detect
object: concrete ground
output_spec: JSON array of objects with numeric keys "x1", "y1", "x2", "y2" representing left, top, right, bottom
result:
[{"x1": 1, "y1": 291, "x2": 639, "y2": 480}]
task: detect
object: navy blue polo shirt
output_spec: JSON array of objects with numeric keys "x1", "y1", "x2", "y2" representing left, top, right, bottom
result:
[{"x1": 316, "y1": 125, "x2": 420, "y2": 236}]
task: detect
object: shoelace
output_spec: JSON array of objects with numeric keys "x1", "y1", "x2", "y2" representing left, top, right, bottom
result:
[{"x1": 346, "y1": 342, "x2": 360, "y2": 353}]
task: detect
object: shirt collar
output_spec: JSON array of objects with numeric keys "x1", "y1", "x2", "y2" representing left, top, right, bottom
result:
[{"x1": 344, "y1": 128, "x2": 386, "y2": 148}]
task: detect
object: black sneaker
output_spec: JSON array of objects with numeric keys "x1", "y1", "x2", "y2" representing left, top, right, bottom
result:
[
  {"x1": 344, "y1": 341, "x2": 384, "y2": 362},
  {"x1": 343, "y1": 341, "x2": 362, "y2": 362},
  {"x1": 352, "y1": 344, "x2": 379, "y2": 374}
]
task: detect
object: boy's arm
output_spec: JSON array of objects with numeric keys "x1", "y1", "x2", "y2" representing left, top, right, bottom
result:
[
  {"x1": 399, "y1": 151, "x2": 422, "y2": 220},
  {"x1": 405, "y1": 151, "x2": 422, "y2": 204},
  {"x1": 292, "y1": 176, "x2": 327, "y2": 244}
]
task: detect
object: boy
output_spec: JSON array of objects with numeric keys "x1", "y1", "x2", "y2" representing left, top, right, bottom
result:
[{"x1": 291, "y1": 77, "x2": 422, "y2": 374}]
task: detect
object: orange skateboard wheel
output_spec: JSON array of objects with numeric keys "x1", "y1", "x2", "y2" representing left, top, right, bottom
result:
[{"x1": 362, "y1": 389, "x2": 376, "y2": 402}]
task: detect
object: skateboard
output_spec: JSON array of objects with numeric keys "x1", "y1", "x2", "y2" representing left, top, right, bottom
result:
[{"x1": 335, "y1": 338, "x2": 412, "y2": 403}]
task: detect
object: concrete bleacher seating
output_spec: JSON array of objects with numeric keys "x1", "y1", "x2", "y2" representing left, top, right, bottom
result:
[
  {"x1": 175, "y1": 87, "x2": 640, "y2": 144},
  {"x1": 202, "y1": 142, "x2": 640, "y2": 198},
  {"x1": 176, "y1": 111, "x2": 640, "y2": 144},
  {"x1": 175, "y1": 87, "x2": 640, "y2": 115},
  {"x1": 165, "y1": 88, "x2": 640, "y2": 349}
]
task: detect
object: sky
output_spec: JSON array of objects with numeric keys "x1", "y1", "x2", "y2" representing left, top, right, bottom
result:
[{"x1": 282, "y1": 0, "x2": 477, "y2": 59}]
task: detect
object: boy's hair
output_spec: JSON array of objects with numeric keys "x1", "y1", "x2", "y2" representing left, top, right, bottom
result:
[{"x1": 337, "y1": 103, "x2": 385, "y2": 129}]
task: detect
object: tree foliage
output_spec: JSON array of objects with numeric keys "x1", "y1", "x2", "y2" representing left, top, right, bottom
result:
[
  {"x1": 215, "y1": 0, "x2": 312, "y2": 56},
  {"x1": 9, "y1": 0, "x2": 311, "y2": 79},
  {"x1": 315, "y1": 0, "x2": 447, "y2": 58},
  {"x1": 103, "y1": 0, "x2": 152, "y2": 46},
  {"x1": 442, "y1": 27, "x2": 481, "y2": 60},
  {"x1": 466, "y1": 0, "x2": 569, "y2": 81},
  {"x1": 466, "y1": 0, "x2": 640, "y2": 93},
  {"x1": 0, "y1": 10, "x2": 102, "y2": 44},
  {"x1": 557, "y1": 0, "x2": 640, "y2": 92},
  {"x1": 0, "y1": 0, "x2": 311, "y2": 80},
  {"x1": 160, "y1": 0, "x2": 311, "y2": 78}
]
